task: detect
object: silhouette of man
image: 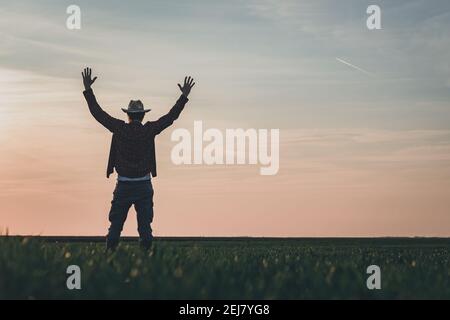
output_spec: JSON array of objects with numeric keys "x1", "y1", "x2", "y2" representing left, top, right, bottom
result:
[{"x1": 82, "y1": 67, "x2": 195, "y2": 250}]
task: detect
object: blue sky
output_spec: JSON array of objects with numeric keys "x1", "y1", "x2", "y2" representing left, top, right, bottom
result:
[{"x1": 1, "y1": 0, "x2": 450, "y2": 130}]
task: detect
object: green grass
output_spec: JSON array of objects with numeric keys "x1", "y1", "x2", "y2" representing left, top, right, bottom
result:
[{"x1": 0, "y1": 237, "x2": 449, "y2": 299}]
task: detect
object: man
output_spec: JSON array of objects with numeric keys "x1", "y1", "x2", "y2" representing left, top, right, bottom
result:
[{"x1": 82, "y1": 67, "x2": 195, "y2": 250}]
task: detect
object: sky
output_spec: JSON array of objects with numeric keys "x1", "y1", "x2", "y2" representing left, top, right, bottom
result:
[{"x1": 1, "y1": 0, "x2": 450, "y2": 236}]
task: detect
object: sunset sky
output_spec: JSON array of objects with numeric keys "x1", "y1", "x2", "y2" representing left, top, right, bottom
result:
[{"x1": 1, "y1": 0, "x2": 450, "y2": 237}]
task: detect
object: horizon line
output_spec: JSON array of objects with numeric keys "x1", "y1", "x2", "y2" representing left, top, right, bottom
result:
[{"x1": 1, "y1": 235, "x2": 450, "y2": 242}]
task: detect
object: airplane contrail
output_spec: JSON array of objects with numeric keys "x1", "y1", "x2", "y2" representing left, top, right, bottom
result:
[{"x1": 336, "y1": 58, "x2": 373, "y2": 76}]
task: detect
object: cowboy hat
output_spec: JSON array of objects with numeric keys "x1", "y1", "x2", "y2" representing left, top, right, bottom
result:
[{"x1": 121, "y1": 100, "x2": 151, "y2": 113}]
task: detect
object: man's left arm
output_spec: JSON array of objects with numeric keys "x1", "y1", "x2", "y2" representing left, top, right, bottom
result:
[
  {"x1": 82, "y1": 67, "x2": 123, "y2": 133},
  {"x1": 153, "y1": 76, "x2": 195, "y2": 135}
]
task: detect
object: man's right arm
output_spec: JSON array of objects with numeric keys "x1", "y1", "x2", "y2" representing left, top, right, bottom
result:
[{"x1": 82, "y1": 67, "x2": 122, "y2": 133}]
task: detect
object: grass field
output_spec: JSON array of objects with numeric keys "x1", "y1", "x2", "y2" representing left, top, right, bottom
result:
[{"x1": 0, "y1": 237, "x2": 449, "y2": 299}]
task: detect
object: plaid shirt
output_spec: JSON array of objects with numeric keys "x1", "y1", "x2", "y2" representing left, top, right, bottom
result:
[{"x1": 83, "y1": 88, "x2": 188, "y2": 178}]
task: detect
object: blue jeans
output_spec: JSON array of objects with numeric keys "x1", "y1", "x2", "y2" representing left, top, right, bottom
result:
[{"x1": 106, "y1": 180, "x2": 154, "y2": 249}]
